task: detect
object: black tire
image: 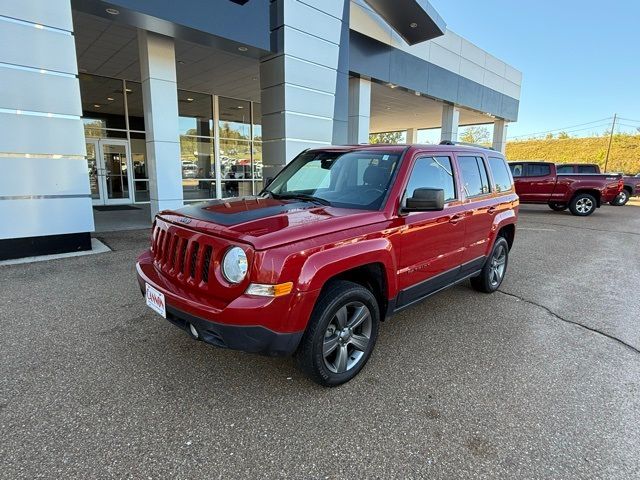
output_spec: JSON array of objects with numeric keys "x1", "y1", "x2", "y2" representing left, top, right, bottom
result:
[
  {"x1": 569, "y1": 193, "x2": 597, "y2": 216},
  {"x1": 471, "y1": 237, "x2": 509, "y2": 293},
  {"x1": 548, "y1": 202, "x2": 568, "y2": 211},
  {"x1": 296, "y1": 280, "x2": 380, "y2": 387},
  {"x1": 610, "y1": 189, "x2": 630, "y2": 206}
]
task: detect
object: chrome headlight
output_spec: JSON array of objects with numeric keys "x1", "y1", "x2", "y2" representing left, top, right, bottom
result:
[{"x1": 222, "y1": 247, "x2": 248, "y2": 284}]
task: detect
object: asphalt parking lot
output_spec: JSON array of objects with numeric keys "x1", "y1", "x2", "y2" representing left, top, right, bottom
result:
[{"x1": 2, "y1": 202, "x2": 639, "y2": 479}]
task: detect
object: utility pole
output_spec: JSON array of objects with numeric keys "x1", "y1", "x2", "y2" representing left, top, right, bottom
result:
[{"x1": 604, "y1": 113, "x2": 617, "y2": 172}]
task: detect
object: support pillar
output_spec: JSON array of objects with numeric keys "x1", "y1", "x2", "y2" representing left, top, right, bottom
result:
[
  {"x1": 406, "y1": 128, "x2": 419, "y2": 144},
  {"x1": 348, "y1": 77, "x2": 371, "y2": 144},
  {"x1": 492, "y1": 119, "x2": 508, "y2": 154},
  {"x1": 260, "y1": 0, "x2": 349, "y2": 183},
  {"x1": 0, "y1": 0, "x2": 93, "y2": 259},
  {"x1": 138, "y1": 30, "x2": 182, "y2": 218},
  {"x1": 440, "y1": 104, "x2": 460, "y2": 143}
]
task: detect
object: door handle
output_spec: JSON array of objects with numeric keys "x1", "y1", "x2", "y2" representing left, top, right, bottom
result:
[
  {"x1": 449, "y1": 214, "x2": 463, "y2": 224},
  {"x1": 488, "y1": 206, "x2": 497, "y2": 215}
]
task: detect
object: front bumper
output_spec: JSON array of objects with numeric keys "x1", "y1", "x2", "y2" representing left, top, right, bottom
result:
[
  {"x1": 161, "y1": 303, "x2": 303, "y2": 356},
  {"x1": 136, "y1": 253, "x2": 316, "y2": 356}
]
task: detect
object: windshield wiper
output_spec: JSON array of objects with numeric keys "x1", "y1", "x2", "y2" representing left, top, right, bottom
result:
[{"x1": 271, "y1": 192, "x2": 331, "y2": 206}]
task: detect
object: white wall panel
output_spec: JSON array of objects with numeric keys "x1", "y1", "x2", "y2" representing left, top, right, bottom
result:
[
  {"x1": 483, "y1": 70, "x2": 506, "y2": 92},
  {"x1": 460, "y1": 39, "x2": 486, "y2": 67},
  {"x1": 459, "y1": 58, "x2": 485, "y2": 85},
  {"x1": 0, "y1": 66, "x2": 82, "y2": 115},
  {"x1": 0, "y1": 0, "x2": 73, "y2": 31},
  {"x1": 429, "y1": 43, "x2": 461, "y2": 74},
  {"x1": 261, "y1": 84, "x2": 335, "y2": 118},
  {"x1": 282, "y1": 26, "x2": 340, "y2": 69},
  {"x1": 0, "y1": 19, "x2": 77, "y2": 74},
  {"x1": 0, "y1": 197, "x2": 94, "y2": 240},
  {"x1": 298, "y1": 0, "x2": 346, "y2": 19},
  {"x1": 0, "y1": 157, "x2": 89, "y2": 196},
  {"x1": 485, "y1": 54, "x2": 507, "y2": 77},
  {"x1": 0, "y1": 113, "x2": 85, "y2": 156},
  {"x1": 279, "y1": 0, "x2": 342, "y2": 42}
]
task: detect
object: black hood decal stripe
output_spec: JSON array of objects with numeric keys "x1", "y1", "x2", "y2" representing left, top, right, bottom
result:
[{"x1": 174, "y1": 198, "x2": 314, "y2": 226}]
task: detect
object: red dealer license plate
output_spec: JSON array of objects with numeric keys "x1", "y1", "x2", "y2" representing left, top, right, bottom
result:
[{"x1": 145, "y1": 283, "x2": 166, "y2": 318}]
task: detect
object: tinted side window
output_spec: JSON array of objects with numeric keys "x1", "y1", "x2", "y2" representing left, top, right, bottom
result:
[
  {"x1": 578, "y1": 165, "x2": 598, "y2": 173},
  {"x1": 489, "y1": 157, "x2": 514, "y2": 193},
  {"x1": 405, "y1": 156, "x2": 456, "y2": 202},
  {"x1": 557, "y1": 165, "x2": 574, "y2": 174},
  {"x1": 526, "y1": 163, "x2": 551, "y2": 177},
  {"x1": 509, "y1": 163, "x2": 523, "y2": 177},
  {"x1": 458, "y1": 156, "x2": 490, "y2": 197}
]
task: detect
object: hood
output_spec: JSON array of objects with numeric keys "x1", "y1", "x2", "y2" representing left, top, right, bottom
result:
[{"x1": 158, "y1": 197, "x2": 386, "y2": 250}]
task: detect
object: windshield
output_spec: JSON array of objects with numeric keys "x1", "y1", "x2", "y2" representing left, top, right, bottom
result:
[{"x1": 263, "y1": 150, "x2": 402, "y2": 210}]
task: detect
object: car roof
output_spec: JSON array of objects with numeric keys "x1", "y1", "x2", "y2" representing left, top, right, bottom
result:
[{"x1": 307, "y1": 144, "x2": 502, "y2": 155}]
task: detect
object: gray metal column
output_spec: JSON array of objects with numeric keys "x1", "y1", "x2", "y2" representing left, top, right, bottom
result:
[
  {"x1": 441, "y1": 104, "x2": 460, "y2": 143},
  {"x1": 138, "y1": 30, "x2": 183, "y2": 217},
  {"x1": 260, "y1": 0, "x2": 349, "y2": 182},
  {"x1": 406, "y1": 128, "x2": 419, "y2": 144},
  {"x1": 492, "y1": 119, "x2": 508, "y2": 154},
  {"x1": 347, "y1": 76, "x2": 371, "y2": 144}
]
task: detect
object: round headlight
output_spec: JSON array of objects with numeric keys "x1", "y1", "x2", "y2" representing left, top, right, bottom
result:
[{"x1": 222, "y1": 247, "x2": 248, "y2": 284}]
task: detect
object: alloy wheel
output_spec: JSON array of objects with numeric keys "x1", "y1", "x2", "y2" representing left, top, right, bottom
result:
[
  {"x1": 322, "y1": 302, "x2": 372, "y2": 374},
  {"x1": 575, "y1": 197, "x2": 594, "y2": 214},
  {"x1": 489, "y1": 244, "x2": 507, "y2": 287}
]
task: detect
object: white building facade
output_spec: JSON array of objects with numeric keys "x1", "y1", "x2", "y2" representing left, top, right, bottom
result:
[{"x1": 0, "y1": 0, "x2": 521, "y2": 259}]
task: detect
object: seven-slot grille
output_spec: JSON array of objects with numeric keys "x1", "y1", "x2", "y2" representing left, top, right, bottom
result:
[{"x1": 151, "y1": 223, "x2": 214, "y2": 286}]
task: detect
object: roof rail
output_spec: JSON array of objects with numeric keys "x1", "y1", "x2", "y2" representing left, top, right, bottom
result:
[{"x1": 439, "y1": 140, "x2": 496, "y2": 151}]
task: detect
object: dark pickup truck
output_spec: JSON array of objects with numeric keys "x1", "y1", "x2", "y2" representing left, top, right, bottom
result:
[
  {"x1": 611, "y1": 174, "x2": 640, "y2": 206},
  {"x1": 508, "y1": 161, "x2": 623, "y2": 216}
]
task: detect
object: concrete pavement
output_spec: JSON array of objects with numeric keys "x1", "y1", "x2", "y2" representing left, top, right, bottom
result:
[{"x1": 1, "y1": 203, "x2": 639, "y2": 479}]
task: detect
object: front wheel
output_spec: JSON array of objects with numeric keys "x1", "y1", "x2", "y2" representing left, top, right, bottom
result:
[
  {"x1": 471, "y1": 236, "x2": 509, "y2": 293},
  {"x1": 569, "y1": 193, "x2": 597, "y2": 216},
  {"x1": 548, "y1": 202, "x2": 568, "y2": 211},
  {"x1": 296, "y1": 280, "x2": 380, "y2": 387},
  {"x1": 610, "y1": 190, "x2": 629, "y2": 206}
]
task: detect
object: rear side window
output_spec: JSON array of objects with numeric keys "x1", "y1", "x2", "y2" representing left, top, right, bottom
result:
[
  {"x1": 488, "y1": 157, "x2": 514, "y2": 193},
  {"x1": 509, "y1": 163, "x2": 523, "y2": 177},
  {"x1": 578, "y1": 165, "x2": 598, "y2": 173},
  {"x1": 557, "y1": 165, "x2": 574, "y2": 174},
  {"x1": 405, "y1": 156, "x2": 456, "y2": 202},
  {"x1": 458, "y1": 156, "x2": 491, "y2": 197},
  {"x1": 526, "y1": 163, "x2": 551, "y2": 177}
]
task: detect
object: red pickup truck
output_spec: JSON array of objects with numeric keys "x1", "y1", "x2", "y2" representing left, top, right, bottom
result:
[
  {"x1": 508, "y1": 161, "x2": 622, "y2": 215},
  {"x1": 137, "y1": 145, "x2": 518, "y2": 386},
  {"x1": 555, "y1": 163, "x2": 640, "y2": 206}
]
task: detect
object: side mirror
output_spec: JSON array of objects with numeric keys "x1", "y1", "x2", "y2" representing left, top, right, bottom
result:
[{"x1": 404, "y1": 188, "x2": 445, "y2": 211}]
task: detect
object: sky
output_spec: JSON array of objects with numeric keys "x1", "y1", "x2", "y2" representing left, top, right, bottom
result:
[{"x1": 426, "y1": 0, "x2": 640, "y2": 140}]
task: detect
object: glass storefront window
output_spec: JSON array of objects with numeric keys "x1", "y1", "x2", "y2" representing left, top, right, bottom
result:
[
  {"x1": 178, "y1": 91, "x2": 213, "y2": 137},
  {"x1": 220, "y1": 139, "x2": 252, "y2": 181},
  {"x1": 80, "y1": 74, "x2": 127, "y2": 133},
  {"x1": 252, "y1": 142, "x2": 263, "y2": 180},
  {"x1": 130, "y1": 132, "x2": 147, "y2": 179},
  {"x1": 252, "y1": 103, "x2": 262, "y2": 141},
  {"x1": 125, "y1": 81, "x2": 145, "y2": 131},
  {"x1": 180, "y1": 136, "x2": 215, "y2": 178},
  {"x1": 219, "y1": 97, "x2": 251, "y2": 140}
]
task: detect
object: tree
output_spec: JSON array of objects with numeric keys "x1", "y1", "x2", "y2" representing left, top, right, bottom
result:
[
  {"x1": 369, "y1": 131, "x2": 405, "y2": 144},
  {"x1": 545, "y1": 133, "x2": 554, "y2": 139},
  {"x1": 557, "y1": 131, "x2": 570, "y2": 139},
  {"x1": 459, "y1": 126, "x2": 490, "y2": 145}
]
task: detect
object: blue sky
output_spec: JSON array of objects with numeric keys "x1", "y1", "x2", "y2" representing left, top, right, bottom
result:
[{"x1": 427, "y1": 0, "x2": 640, "y2": 139}]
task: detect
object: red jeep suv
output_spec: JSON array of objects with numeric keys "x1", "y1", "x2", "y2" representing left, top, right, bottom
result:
[{"x1": 137, "y1": 145, "x2": 518, "y2": 386}]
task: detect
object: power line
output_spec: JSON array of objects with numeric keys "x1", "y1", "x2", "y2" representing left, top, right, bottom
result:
[
  {"x1": 510, "y1": 123, "x2": 614, "y2": 140},
  {"x1": 618, "y1": 117, "x2": 640, "y2": 124},
  {"x1": 508, "y1": 117, "x2": 613, "y2": 139}
]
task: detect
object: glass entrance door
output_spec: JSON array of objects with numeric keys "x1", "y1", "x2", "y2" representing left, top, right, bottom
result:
[{"x1": 87, "y1": 138, "x2": 133, "y2": 205}]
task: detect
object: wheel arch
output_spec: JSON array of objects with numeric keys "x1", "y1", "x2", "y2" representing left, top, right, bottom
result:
[{"x1": 571, "y1": 188, "x2": 601, "y2": 206}]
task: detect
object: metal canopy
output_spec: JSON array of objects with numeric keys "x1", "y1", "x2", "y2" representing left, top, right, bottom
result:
[{"x1": 364, "y1": 0, "x2": 446, "y2": 45}]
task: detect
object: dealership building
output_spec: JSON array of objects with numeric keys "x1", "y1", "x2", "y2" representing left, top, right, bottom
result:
[{"x1": 0, "y1": 0, "x2": 521, "y2": 260}]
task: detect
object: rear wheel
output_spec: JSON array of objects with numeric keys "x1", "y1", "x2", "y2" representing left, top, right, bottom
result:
[
  {"x1": 569, "y1": 193, "x2": 597, "y2": 216},
  {"x1": 296, "y1": 280, "x2": 380, "y2": 387},
  {"x1": 610, "y1": 189, "x2": 629, "y2": 206},
  {"x1": 548, "y1": 202, "x2": 568, "y2": 211},
  {"x1": 471, "y1": 237, "x2": 509, "y2": 293}
]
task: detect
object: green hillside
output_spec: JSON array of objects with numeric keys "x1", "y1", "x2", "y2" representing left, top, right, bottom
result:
[{"x1": 505, "y1": 134, "x2": 640, "y2": 174}]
